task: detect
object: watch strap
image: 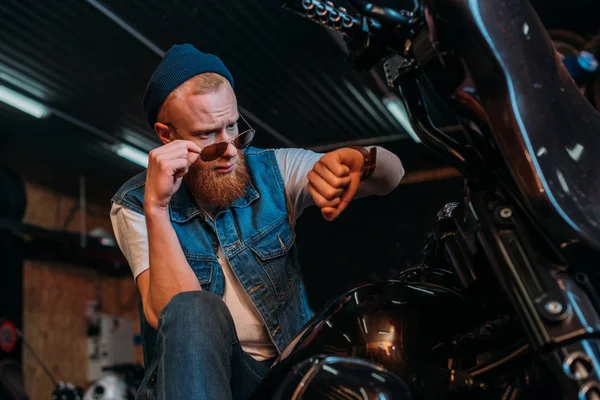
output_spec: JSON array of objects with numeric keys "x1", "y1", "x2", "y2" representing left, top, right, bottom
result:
[{"x1": 346, "y1": 146, "x2": 377, "y2": 181}]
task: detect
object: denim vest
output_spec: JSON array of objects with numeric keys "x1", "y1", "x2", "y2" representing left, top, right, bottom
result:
[{"x1": 111, "y1": 147, "x2": 313, "y2": 364}]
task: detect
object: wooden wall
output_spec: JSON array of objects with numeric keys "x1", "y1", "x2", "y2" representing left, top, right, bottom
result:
[{"x1": 20, "y1": 182, "x2": 142, "y2": 400}]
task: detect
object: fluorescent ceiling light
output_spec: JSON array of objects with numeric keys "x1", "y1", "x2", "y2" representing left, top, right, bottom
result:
[
  {"x1": 0, "y1": 71, "x2": 47, "y2": 100},
  {"x1": 383, "y1": 96, "x2": 421, "y2": 143},
  {"x1": 0, "y1": 85, "x2": 50, "y2": 118},
  {"x1": 121, "y1": 127, "x2": 159, "y2": 153},
  {"x1": 113, "y1": 143, "x2": 148, "y2": 168}
]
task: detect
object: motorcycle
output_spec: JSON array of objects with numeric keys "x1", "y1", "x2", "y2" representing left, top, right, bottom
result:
[{"x1": 250, "y1": 0, "x2": 600, "y2": 399}]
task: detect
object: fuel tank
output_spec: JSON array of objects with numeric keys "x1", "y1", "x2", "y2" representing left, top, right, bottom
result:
[
  {"x1": 269, "y1": 354, "x2": 413, "y2": 400},
  {"x1": 252, "y1": 280, "x2": 468, "y2": 399}
]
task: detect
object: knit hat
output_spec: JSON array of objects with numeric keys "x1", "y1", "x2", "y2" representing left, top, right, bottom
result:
[{"x1": 142, "y1": 44, "x2": 235, "y2": 127}]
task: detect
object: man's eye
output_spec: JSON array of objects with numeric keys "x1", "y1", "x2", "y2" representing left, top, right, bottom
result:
[{"x1": 227, "y1": 123, "x2": 238, "y2": 130}]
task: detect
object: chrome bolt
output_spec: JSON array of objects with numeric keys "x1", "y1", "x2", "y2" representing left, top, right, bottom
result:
[
  {"x1": 315, "y1": 3, "x2": 327, "y2": 16},
  {"x1": 545, "y1": 301, "x2": 563, "y2": 315},
  {"x1": 342, "y1": 16, "x2": 354, "y2": 28},
  {"x1": 499, "y1": 207, "x2": 513, "y2": 219},
  {"x1": 302, "y1": 0, "x2": 314, "y2": 11}
]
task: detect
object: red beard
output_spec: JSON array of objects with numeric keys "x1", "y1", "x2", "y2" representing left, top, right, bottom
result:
[{"x1": 183, "y1": 153, "x2": 250, "y2": 210}]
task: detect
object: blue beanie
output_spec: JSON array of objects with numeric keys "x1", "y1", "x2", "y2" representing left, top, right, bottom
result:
[{"x1": 142, "y1": 44, "x2": 235, "y2": 127}]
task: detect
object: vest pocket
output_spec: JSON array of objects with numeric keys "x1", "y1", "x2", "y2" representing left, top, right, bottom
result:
[
  {"x1": 248, "y1": 221, "x2": 296, "y2": 302},
  {"x1": 185, "y1": 256, "x2": 215, "y2": 291}
]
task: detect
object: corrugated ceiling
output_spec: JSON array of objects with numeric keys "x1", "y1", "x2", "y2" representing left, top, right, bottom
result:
[{"x1": 0, "y1": 0, "x2": 595, "y2": 202}]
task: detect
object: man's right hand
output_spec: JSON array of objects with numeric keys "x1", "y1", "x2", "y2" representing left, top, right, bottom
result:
[
  {"x1": 144, "y1": 140, "x2": 201, "y2": 211},
  {"x1": 140, "y1": 140, "x2": 204, "y2": 327}
]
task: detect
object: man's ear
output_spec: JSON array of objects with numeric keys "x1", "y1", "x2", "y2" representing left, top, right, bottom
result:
[{"x1": 154, "y1": 122, "x2": 173, "y2": 144}]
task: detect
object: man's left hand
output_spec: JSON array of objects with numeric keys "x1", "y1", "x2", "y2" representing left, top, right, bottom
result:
[{"x1": 307, "y1": 148, "x2": 364, "y2": 222}]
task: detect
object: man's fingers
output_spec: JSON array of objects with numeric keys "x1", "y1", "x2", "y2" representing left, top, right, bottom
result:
[
  {"x1": 173, "y1": 164, "x2": 188, "y2": 179},
  {"x1": 320, "y1": 206, "x2": 338, "y2": 222},
  {"x1": 334, "y1": 175, "x2": 361, "y2": 217},
  {"x1": 315, "y1": 174, "x2": 361, "y2": 222},
  {"x1": 176, "y1": 140, "x2": 201, "y2": 164},
  {"x1": 308, "y1": 181, "x2": 342, "y2": 222},
  {"x1": 310, "y1": 163, "x2": 352, "y2": 191},
  {"x1": 187, "y1": 151, "x2": 200, "y2": 165},
  {"x1": 307, "y1": 171, "x2": 348, "y2": 201},
  {"x1": 149, "y1": 140, "x2": 201, "y2": 170},
  {"x1": 318, "y1": 153, "x2": 351, "y2": 178},
  {"x1": 308, "y1": 183, "x2": 342, "y2": 208},
  {"x1": 150, "y1": 140, "x2": 200, "y2": 158},
  {"x1": 156, "y1": 157, "x2": 190, "y2": 179},
  {"x1": 182, "y1": 140, "x2": 201, "y2": 154}
]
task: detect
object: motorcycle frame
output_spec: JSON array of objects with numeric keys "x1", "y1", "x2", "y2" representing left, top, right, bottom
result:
[
  {"x1": 394, "y1": 1, "x2": 600, "y2": 397},
  {"x1": 281, "y1": 0, "x2": 600, "y2": 397}
]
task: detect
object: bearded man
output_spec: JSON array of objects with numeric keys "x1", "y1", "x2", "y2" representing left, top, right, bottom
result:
[{"x1": 110, "y1": 44, "x2": 404, "y2": 400}]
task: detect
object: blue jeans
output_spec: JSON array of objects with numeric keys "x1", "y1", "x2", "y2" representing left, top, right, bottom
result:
[{"x1": 136, "y1": 291, "x2": 274, "y2": 400}]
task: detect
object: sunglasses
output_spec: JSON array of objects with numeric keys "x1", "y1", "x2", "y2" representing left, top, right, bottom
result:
[
  {"x1": 197, "y1": 128, "x2": 255, "y2": 162},
  {"x1": 167, "y1": 114, "x2": 256, "y2": 162}
]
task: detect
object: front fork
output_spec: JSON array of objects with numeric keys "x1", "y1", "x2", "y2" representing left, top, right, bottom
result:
[{"x1": 458, "y1": 188, "x2": 600, "y2": 399}]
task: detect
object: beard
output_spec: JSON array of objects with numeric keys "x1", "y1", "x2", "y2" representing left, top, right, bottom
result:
[{"x1": 183, "y1": 153, "x2": 250, "y2": 210}]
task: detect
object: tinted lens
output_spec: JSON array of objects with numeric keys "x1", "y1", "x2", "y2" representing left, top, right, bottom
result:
[
  {"x1": 234, "y1": 129, "x2": 255, "y2": 149},
  {"x1": 200, "y1": 141, "x2": 229, "y2": 162},
  {"x1": 200, "y1": 130, "x2": 255, "y2": 162}
]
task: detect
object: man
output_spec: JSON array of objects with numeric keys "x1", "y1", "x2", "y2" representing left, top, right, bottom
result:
[{"x1": 110, "y1": 44, "x2": 404, "y2": 400}]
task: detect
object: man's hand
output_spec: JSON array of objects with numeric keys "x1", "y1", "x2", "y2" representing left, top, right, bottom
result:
[
  {"x1": 144, "y1": 140, "x2": 201, "y2": 211},
  {"x1": 307, "y1": 148, "x2": 364, "y2": 222}
]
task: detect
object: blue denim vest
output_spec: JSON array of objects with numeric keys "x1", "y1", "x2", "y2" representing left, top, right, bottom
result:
[{"x1": 111, "y1": 147, "x2": 313, "y2": 363}]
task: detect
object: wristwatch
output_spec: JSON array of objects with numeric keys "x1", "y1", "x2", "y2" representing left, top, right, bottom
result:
[{"x1": 346, "y1": 146, "x2": 377, "y2": 181}]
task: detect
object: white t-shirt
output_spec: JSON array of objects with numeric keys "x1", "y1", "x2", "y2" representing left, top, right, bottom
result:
[{"x1": 110, "y1": 148, "x2": 322, "y2": 361}]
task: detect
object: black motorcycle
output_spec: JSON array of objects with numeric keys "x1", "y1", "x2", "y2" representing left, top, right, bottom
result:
[{"x1": 250, "y1": 0, "x2": 600, "y2": 399}]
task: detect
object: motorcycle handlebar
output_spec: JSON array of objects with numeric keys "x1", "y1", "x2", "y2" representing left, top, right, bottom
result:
[
  {"x1": 347, "y1": 0, "x2": 419, "y2": 25},
  {"x1": 284, "y1": 0, "x2": 419, "y2": 34}
]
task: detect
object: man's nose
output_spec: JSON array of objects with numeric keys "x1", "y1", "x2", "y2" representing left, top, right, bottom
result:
[{"x1": 221, "y1": 140, "x2": 238, "y2": 158}]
